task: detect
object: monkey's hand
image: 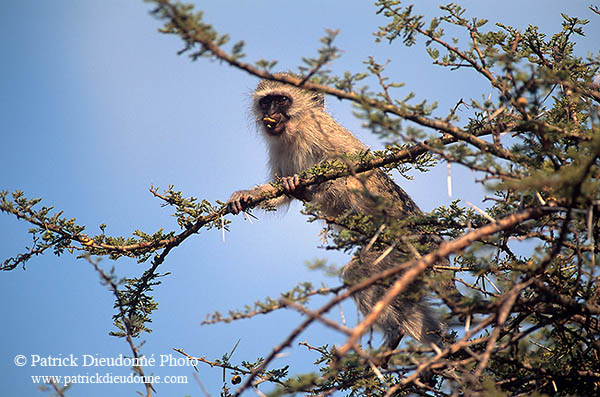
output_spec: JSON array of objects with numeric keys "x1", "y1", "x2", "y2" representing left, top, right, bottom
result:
[
  {"x1": 227, "y1": 189, "x2": 255, "y2": 215},
  {"x1": 227, "y1": 176, "x2": 311, "y2": 215},
  {"x1": 280, "y1": 175, "x2": 312, "y2": 201}
]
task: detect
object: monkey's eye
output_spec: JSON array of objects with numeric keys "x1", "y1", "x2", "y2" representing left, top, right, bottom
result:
[
  {"x1": 258, "y1": 96, "x2": 271, "y2": 109},
  {"x1": 258, "y1": 95, "x2": 291, "y2": 111}
]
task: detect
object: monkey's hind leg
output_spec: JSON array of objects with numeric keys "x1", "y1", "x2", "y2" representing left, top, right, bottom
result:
[{"x1": 342, "y1": 253, "x2": 443, "y2": 367}]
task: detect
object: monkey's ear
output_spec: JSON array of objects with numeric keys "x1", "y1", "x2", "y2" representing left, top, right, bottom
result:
[{"x1": 311, "y1": 93, "x2": 325, "y2": 108}]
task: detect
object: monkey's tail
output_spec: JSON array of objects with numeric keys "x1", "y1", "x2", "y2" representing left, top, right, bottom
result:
[{"x1": 344, "y1": 251, "x2": 448, "y2": 344}]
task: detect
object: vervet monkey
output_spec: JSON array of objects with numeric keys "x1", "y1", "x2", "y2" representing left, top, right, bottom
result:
[{"x1": 228, "y1": 76, "x2": 451, "y2": 353}]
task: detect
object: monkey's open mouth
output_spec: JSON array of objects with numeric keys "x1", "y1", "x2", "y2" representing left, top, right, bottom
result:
[{"x1": 262, "y1": 114, "x2": 286, "y2": 135}]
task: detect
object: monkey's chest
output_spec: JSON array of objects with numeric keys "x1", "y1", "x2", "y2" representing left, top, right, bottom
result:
[{"x1": 273, "y1": 145, "x2": 322, "y2": 177}]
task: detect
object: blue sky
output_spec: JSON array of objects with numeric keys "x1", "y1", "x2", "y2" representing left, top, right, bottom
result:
[{"x1": 1, "y1": 1, "x2": 598, "y2": 396}]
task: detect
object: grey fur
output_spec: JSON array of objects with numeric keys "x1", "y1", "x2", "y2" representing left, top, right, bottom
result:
[{"x1": 229, "y1": 77, "x2": 450, "y2": 350}]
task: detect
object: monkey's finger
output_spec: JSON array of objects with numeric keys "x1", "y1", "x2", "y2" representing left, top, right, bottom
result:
[
  {"x1": 238, "y1": 196, "x2": 252, "y2": 212},
  {"x1": 282, "y1": 177, "x2": 292, "y2": 192},
  {"x1": 293, "y1": 174, "x2": 300, "y2": 190},
  {"x1": 230, "y1": 198, "x2": 244, "y2": 214},
  {"x1": 236, "y1": 199, "x2": 246, "y2": 213}
]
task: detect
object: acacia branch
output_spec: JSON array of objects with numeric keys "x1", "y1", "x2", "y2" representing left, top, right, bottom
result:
[
  {"x1": 89, "y1": 258, "x2": 155, "y2": 396},
  {"x1": 1, "y1": 132, "x2": 462, "y2": 265},
  {"x1": 202, "y1": 285, "x2": 343, "y2": 326},
  {"x1": 281, "y1": 298, "x2": 352, "y2": 336},
  {"x1": 233, "y1": 204, "x2": 552, "y2": 395},
  {"x1": 415, "y1": 20, "x2": 499, "y2": 90},
  {"x1": 473, "y1": 279, "x2": 532, "y2": 377},
  {"x1": 172, "y1": 348, "x2": 295, "y2": 390},
  {"x1": 335, "y1": 205, "x2": 551, "y2": 357},
  {"x1": 154, "y1": 0, "x2": 538, "y2": 162}
]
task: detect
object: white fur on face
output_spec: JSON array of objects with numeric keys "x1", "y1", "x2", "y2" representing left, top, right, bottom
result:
[{"x1": 252, "y1": 80, "x2": 364, "y2": 179}]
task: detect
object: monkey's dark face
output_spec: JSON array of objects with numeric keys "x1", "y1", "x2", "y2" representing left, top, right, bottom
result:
[{"x1": 258, "y1": 94, "x2": 292, "y2": 135}]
